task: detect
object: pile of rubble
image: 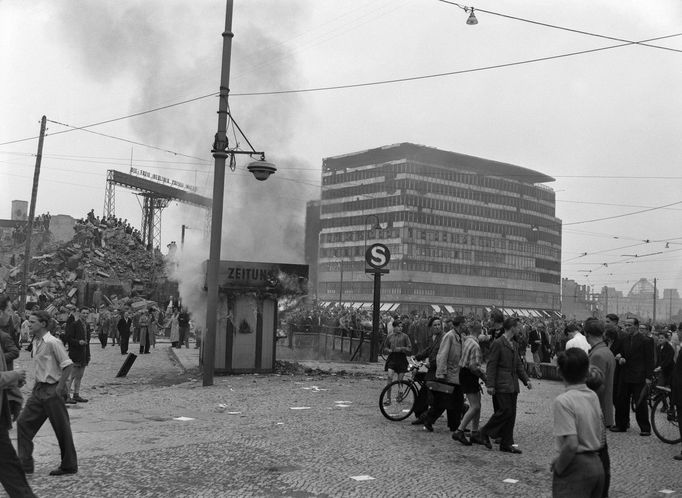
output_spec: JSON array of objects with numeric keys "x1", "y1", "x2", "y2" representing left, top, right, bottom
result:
[{"x1": 1, "y1": 221, "x2": 165, "y2": 310}]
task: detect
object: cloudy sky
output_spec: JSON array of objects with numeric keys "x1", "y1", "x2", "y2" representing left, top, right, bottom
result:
[{"x1": 1, "y1": 0, "x2": 681, "y2": 296}]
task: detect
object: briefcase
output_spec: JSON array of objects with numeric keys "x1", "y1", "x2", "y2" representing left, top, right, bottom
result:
[
  {"x1": 426, "y1": 380, "x2": 456, "y2": 394},
  {"x1": 116, "y1": 353, "x2": 137, "y2": 378}
]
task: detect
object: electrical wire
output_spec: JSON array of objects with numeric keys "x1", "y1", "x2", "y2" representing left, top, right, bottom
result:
[
  {"x1": 464, "y1": 5, "x2": 682, "y2": 54},
  {"x1": 46, "y1": 119, "x2": 209, "y2": 162}
]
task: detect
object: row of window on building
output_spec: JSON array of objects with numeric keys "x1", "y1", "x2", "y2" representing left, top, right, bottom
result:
[
  {"x1": 320, "y1": 229, "x2": 560, "y2": 259},
  {"x1": 321, "y1": 211, "x2": 561, "y2": 245},
  {"x1": 318, "y1": 259, "x2": 559, "y2": 284},
  {"x1": 322, "y1": 162, "x2": 555, "y2": 203},
  {"x1": 319, "y1": 281, "x2": 556, "y2": 305}
]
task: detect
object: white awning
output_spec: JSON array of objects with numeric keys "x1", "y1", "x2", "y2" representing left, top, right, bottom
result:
[
  {"x1": 444, "y1": 305, "x2": 455, "y2": 313},
  {"x1": 430, "y1": 304, "x2": 441, "y2": 312},
  {"x1": 380, "y1": 303, "x2": 394, "y2": 311},
  {"x1": 388, "y1": 303, "x2": 400, "y2": 312}
]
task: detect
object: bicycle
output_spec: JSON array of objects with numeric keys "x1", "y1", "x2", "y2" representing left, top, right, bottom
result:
[
  {"x1": 379, "y1": 358, "x2": 427, "y2": 421},
  {"x1": 647, "y1": 383, "x2": 680, "y2": 445}
]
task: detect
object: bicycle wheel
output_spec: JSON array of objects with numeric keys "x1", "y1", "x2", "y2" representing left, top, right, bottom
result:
[
  {"x1": 651, "y1": 395, "x2": 681, "y2": 444},
  {"x1": 379, "y1": 380, "x2": 417, "y2": 421}
]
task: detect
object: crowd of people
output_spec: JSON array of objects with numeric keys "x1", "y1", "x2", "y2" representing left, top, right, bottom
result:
[
  {"x1": 0, "y1": 290, "x2": 198, "y2": 496},
  {"x1": 9, "y1": 212, "x2": 52, "y2": 247},
  {"x1": 380, "y1": 309, "x2": 682, "y2": 497}
]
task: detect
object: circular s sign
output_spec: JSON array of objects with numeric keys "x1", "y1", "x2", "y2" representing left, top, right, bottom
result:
[{"x1": 365, "y1": 243, "x2": 391, "y2": 269}]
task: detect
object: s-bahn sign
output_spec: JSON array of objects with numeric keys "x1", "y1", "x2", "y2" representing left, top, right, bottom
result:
[{"x1": 365, "y1": 243, "x2": 391, "y2": 270}]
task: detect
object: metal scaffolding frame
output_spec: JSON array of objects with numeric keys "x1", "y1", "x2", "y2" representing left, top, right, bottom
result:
[{"x1": 104, "y1": 169, "x2": 212, "y2": 251}]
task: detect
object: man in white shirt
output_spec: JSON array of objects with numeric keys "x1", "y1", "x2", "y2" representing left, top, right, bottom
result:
[
  {"x1": 17, "y1": 310, "x2": 78, "y2": 476},
  {"x1": 565, "y1": 322, "x2": 590, "y2": 354}
]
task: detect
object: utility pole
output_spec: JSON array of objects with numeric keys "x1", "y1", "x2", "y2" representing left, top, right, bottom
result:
[
  {"x1": 653, "y1": 277, "x2": 657, "y2": 323},
  {"x1": 204, "y1": 0, "x2": 235, "y2": 386},
  {"x1": 19, "y1": 116, "x2": 47, "y2": 313},
  {"x1": 181, "y1": 224, "x2": 188, "y2": 247},
  {"x1": 338, "y1": 259, "x2": 343, "y2": 304}
]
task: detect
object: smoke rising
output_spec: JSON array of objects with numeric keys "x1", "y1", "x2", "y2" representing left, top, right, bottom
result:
[{"x1": 52, "y1": 1, "x2": 318, "y2": 319}]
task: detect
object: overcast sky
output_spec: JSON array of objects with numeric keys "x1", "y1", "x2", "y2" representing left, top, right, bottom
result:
[{"x1": 1, "y1": 0, "x2": 681, "y2": 296}]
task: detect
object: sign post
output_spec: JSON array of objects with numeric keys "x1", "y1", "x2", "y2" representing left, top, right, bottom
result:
[{"x1": 365, "y1": 243, "x2": 390, "y2": 362}]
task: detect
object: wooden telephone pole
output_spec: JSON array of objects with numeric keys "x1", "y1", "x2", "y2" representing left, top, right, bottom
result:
[{"x1": 19, "y1": 116, "x2": 47, "y2": 313}]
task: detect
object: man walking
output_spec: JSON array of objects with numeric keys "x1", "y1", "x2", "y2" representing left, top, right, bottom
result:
[
  {"x1": 0, "y1": 342, "x2": 35, "y2": 497},
  {"x1": 65, "y1": 308, "x2": 90, "y2": 404},
  {"x1": 178, "y1": 308, "x2": 190, "y2": 349},
  {"x1": 423, "y1": 316, "x2": 464, "y2": 433},
  {"x1": 117, "y1": 309, "x2": 132, "y2": 355},
  {"x1": 17, "y1": 310, "x2": 78, "y2": 476},
  {"x1": 611, "y1": 317, "x2": 654, "y2": 435},
  {"x1": 479, "y1": 317, "x2": 532, "y2": 454}
]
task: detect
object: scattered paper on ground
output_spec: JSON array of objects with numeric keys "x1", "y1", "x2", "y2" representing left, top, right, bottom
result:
[
  {"x1": 335, "y1": 401, "x2": 352, "y2": 404},
  {"x1": 173, "y1": 416, "x2": 195, "y2": 421},
  {"x1": 503, "y1": 479, "x2": 519, "y2": 484},
  {"x1": 290, "y1": 407, "x2": 311, "y2": 410},
  {"x1": 659, "y1": 491, "x2": 674, "y2": 495},
  {"x1": 350, "y1": 475, "x2": 375, "y2": 481},
  {"x1": 227, "y1": 411, "x2": 242, "y2": 415}
]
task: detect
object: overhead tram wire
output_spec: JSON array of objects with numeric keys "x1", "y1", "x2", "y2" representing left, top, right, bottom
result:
[
  {"x1": 2, "y1": 29, "x2": 681, "y2": 148},
  {"x1": 437, "y1": 1, "x2": 682, "y2": 54},
  {"x1": 46, "y1": 119, "x2": 210, "y2": 162}
]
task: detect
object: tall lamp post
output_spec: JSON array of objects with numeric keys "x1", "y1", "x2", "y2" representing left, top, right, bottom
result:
[
  {"x1": 364, "y1": 214, "x2": 383, "y2": 362},
  {"x1": 204, "y1": 0, "x2": 277, "y2": 387}
]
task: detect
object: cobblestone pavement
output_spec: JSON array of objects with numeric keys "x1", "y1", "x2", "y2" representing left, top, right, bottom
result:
[{"x1": 7, "y1": 339, "x2": 681, "y2": 497}]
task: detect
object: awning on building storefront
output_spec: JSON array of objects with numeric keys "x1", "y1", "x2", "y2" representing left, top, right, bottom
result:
[
  {"x1": 388, "y1": 303, "x2": 401, "y2": 312},
  {"x1": 444, "y1": 305, "x2": 455, "y2": 313},
  {"x1": 430, "y1": 304, "x2": 441, "y2": 313},
  {"x1": 380, "y1": 303, "x2": 395, "y2": 311}
]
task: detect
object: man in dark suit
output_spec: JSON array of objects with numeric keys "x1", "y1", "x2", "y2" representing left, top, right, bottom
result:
[
  {"x1": 611, "y1": 317, "x2": 654, "y2": 435},
  {"x1": 480, "y1": 317, "x2": 532, "y2": 454},
  {"x1": 117, "y1": 309, "x2": 133, "y2": 355},
  {"x1": 671, "y1": 330, "x2": 682, "y2": 460},
  {"x1": 64, "y1": 309, "x2": 91, "y2": 404}
]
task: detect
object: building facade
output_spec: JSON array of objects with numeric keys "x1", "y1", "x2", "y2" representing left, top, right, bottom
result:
[{"x1": 314, "y1": 143, "x2": 562, "y2": 316}]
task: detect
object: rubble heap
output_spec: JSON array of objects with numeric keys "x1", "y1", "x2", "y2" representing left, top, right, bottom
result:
[{"x1": 1, "y1": 221, "x2": 165, "y2": 309}]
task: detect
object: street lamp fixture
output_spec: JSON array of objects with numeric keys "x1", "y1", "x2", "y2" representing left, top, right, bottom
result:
[
  {"x1": 247, "y1": 155, "x2": 277, "y2": 181},
  {"x1": 465, "y1": 7, "x2": 478, "y2": 25}
]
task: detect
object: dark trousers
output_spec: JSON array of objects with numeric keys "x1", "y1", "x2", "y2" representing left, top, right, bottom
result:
[
  {"x1": 675, "y1": 399, "x2": 682, "y2": 438},
  {"x1": 178, "y1": 327, "x2": 189, "y2": 348},
  {"x1": 552, "y1": 453, "x2": 604, "y2": 498},
  {"x1": 139, "y1": 333, "x2": 150, "y2": 354},
  {"x1": 98, "y1": 332, "x2": 107, "y2": 349},
  {"x1": 425, "y1": 385, "x2": 463, "y2": 430},
  {"x1": 614, "y1": 381, "x2": 650, "y2": 432},
  {"x1": 0, "y1": 428, "x2": 36, "y2": 497},
  {"x1": 597, "y1": 443, "x2": 610, "y2": 498},
  {"x1": 17, "y1": 383, "x2": 78, "y2": 473},
  {"x1": 120, "y1": 333, "x2": 130, "y2": 355},
  {"x1": 481, "y1": 392, "x2": 518, "y2": 447}
]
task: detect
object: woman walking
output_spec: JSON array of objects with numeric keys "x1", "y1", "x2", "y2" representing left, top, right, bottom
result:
[{"x1": 452, "y1": 320, "x2": 487, "y2": 446}]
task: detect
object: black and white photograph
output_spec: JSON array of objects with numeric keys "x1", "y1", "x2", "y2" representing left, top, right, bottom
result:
[{"x1": 1, "y1": 1, "x2": 681, "y2": 496}]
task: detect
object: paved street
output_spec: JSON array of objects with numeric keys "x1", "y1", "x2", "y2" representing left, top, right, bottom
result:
[{"x1": 7, "y1": 339, "x2": 681, "y2": 497}]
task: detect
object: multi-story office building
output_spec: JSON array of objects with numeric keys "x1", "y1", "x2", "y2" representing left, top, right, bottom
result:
[{"x1": 313, "y1": 143, "x2": 562, "y2": 317}]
